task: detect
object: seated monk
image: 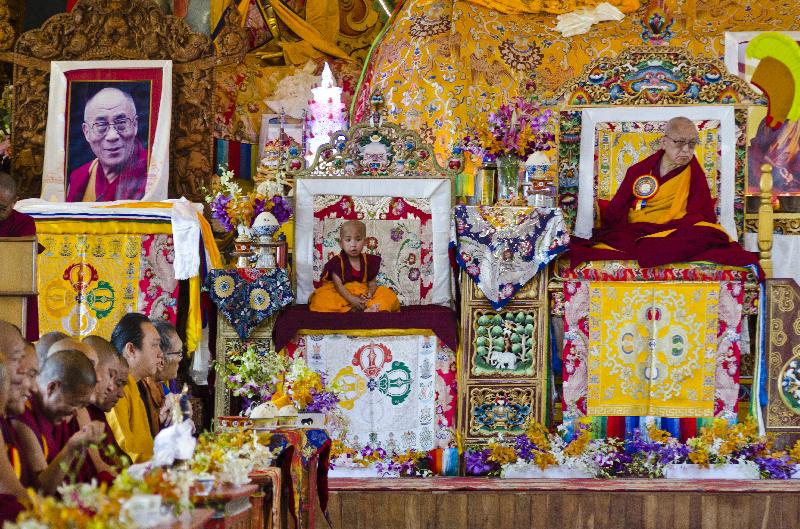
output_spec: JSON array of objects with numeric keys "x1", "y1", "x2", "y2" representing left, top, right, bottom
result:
[
  {"x1": 106, "y1": 313, "x2": 164, "y2": 463},
  {"x1": 309, "y1": 220, "x2": 400, "y2": 313},
  {"x1": 0, "y1": 323, "x2": 37, "y2": 515},
  {"x1": 568, "y1": 117, "x2": 759, "y2": 269},
  {"x1": 77, "y1": 336, "x2": 129, "y2": 479},
  {"x1": 141, "y1": 321, "x2": 186, "y2": 435},
  {"x1": 0, "y1": 173, "x2": 39, "y2": 340},
  {"x1": 0, "y1": 324, "x2": 37, "y2": 523},
  {"x1": 34, "y1": 331, "x2": 67, "y2": 366},
  {"x1": 12, "y1": 350, "x2": 105, "y2": 495}
]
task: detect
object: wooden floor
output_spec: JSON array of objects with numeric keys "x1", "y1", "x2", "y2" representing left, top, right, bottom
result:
[{"x1": 315, "y1": 478, "x2": 800, "y2": 529}]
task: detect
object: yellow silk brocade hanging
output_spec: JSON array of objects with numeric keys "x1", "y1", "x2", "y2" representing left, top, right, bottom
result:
[
  {"x1": 461, "y1": 0, "x2": 640, "y2": 15},
  {"x1": 587, "y1": 281, "x2": 718, "y2": 418},
  {"x1": 34, "y1": 212, "x2": 218, "y2": 355}
]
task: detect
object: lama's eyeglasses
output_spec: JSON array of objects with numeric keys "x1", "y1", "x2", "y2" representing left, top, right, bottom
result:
[
  {"x1": 85, "y1": 117, "x2": 135, "y2": 136},
  {"x1": 665, "y1": 136, "x2": 699, "y2": 150}
]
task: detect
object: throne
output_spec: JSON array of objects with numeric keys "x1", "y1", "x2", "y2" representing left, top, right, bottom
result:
[
  {"x1": 548, "y1": 46, "x2": 771, "y2": 439},
  {"x1": 273, "y1": 96, "x2": 463, "y2": 454}
]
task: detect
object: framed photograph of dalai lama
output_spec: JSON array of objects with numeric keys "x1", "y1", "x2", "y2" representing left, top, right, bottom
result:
[{"x1": 40, "y1": 60, "x2": 172, "y2": 202}]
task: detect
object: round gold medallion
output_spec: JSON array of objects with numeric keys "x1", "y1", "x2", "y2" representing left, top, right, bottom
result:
[{"x1": 633, "y1": 175, "x2": 659, "y2": 200}]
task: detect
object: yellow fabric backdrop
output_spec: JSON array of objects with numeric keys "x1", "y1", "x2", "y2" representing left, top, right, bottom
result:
[{"x1": 587, "y1": 281, "x2": 719, "y2": 418}]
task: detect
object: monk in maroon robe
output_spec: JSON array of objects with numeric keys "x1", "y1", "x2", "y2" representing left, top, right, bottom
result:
[
  {"x1": 0, "y1": 324, "x2": 38, "y2": 523},
  {"x1": 12, "y1": 350, "x2": 105, "y2": 494},
  {"x1": 569, "y1": 117, "x2": 759, "y2": 270},
  {"x1": 66, "y1": 87, "x2": 148, "y2": 202},
  {"x1": 0, "y1": 173, "x2": 38, "y2": 340}
]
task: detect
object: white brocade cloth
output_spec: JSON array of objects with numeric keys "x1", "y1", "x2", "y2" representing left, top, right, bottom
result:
[
  {"x1": 453, "y1": 206, "x2": 570, "y2": 309},
  {"x1": 745, "y1": 232, "x2": 800, "y2": 284},
  {"x1": 305, "y1": 334, "x2": 438, "y2": 453}
]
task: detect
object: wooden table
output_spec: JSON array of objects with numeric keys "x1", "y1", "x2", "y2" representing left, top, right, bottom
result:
[
  {"x1": 155, "y1": 508, "x2": 214, "y2": 529},
  {"x1": 192, "y1": 484, "x2": 260, "y2": 529}
]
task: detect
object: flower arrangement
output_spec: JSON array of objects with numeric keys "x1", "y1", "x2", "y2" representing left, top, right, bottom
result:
[
  {"x1": 329, "y1": 442, "x2": 432, "y2": 477},
  {"x1": 465, "y1": 417, "x2": 800, "y2": 480},
  {"x1": 191, "y1": 430, "x2": 276, "y2": 484},
  {"x1": 214, "y1": 342, "x2": 288, "y2": 411},
  {"x1": 282, "y1": 357, "x2": 341, "y2": 413},
  {"x1": 7, "y1": 467, "x2": 194, "y2": 529},
  {"x1": 629, "y1": 418, "x2": 797, "y2": 479},
  {"x1": 204, "y1": 164, "x2": 293, "y2": 233},
  {"x1": 461, "y1": 96, "x2": 554, "y2": 162},
  {"x1": 466, "y1": 420, "x2": 625, "y2": 478}
]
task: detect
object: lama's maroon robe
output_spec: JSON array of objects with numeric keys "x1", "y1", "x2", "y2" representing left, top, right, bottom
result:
[{"x1": 568, "y1": 150, "x2": 760, "y2": 270}]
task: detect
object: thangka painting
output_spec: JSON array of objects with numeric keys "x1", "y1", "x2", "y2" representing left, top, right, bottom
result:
[
  {"x1": 37, "y1": 234, "x2": 178, "y2": 338},
  {"x1": 41, "y1": 60, "x2": 172, "y2": 202},
  {"x1": 725, "y1": 32, "x2": 800, "y2": 195},
  {"x1": 292, "y1": 334, "x2": 457, "y2": 452},
  {"x1": 311, "y1": 195, "x2": 433, "y2": 305}
]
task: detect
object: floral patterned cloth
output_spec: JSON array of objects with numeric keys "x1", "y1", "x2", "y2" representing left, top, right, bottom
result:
[
  {"x1": 313, "y1": 195, "x2": 434, "y2": 305},
  {"x1": 562, "y1": 279, "x2": 743, "y2": 421},
  {"x1": 206, "y1": 268, "x2": 294, "y2": 340},
  {"x1": 265, "y1": 428, "x2": 330, "y2": 529},
  {"x1": 453, "y1": 205, "x2": 569, "y2": 309}
]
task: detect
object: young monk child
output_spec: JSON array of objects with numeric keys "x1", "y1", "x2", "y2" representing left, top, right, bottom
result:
[{"x1": 309, "y1": 220, "x2": 400, "y2": 313}]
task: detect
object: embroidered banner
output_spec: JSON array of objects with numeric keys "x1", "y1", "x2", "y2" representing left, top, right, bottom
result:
[
  {"x1": 453, "y1": 205, "x2": 569, "y2": 309},
  {"x1": 563, "y1": 280, "x2": 743, "y2": 421},
  {"x1": 206, "y1": 268, "x2": 295, "y2": 340},
  {"x1": 38, "y1": 233, "x2": 178, "y2": 337},
  {"x1": 298, "y1": 334, "x2": 456, "y2": 452},
  {"x1": 587, "y1": 282, "x2": 718, "y2": 417}
]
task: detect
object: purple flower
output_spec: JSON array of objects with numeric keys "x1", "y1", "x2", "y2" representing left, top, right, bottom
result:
[
  {"x1": 210, "y1": 194, "x2": 233, "y2": 231},
  {"x1": 465, "y1": 449, "x2": 499, "y2": 476},
  {"x1": 270, "y1": 195, "x2": 293, "y2": 225},
  {"x1": 755, "y1": 455, "x2": 796, "y2": 479},
  {"x1": 514, "y1": 435, "x2": 543, "y2": 461},
  {"x1": 408, "y1": 267, "x2": 421, "y2": 281},
  {"x1": 390, "y1": 227, "x2": 404, "y2": 242}
]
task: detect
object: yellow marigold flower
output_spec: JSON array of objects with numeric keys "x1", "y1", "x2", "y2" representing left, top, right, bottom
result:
[
  {"x1": 488, "y1": 443, "x2": 518, "y2": 466},
  {"x1": 534, "y1": 451, "x2": 557, "y2": 470},
  {"x1": 646, "y1": 424, "x2": 672, "y2": 443},
  {"x1": 688, "y1": 449, "x2": 710, "y2": 468},
  {"x1": 789, "y1": 440, "x2": 800, "y2": 464},
  {"x1": 564, "y1": 429, "x2": 591, "y2": 457}
]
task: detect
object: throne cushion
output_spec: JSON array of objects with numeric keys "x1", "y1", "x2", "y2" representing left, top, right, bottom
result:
[{"x1": 272, "y1": 304, "x2": 458, "y2": 352}]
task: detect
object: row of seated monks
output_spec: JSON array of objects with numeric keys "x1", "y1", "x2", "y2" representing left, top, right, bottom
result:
[{"x1": 0, "y1": 314, "x2": 185, "y2": 522}]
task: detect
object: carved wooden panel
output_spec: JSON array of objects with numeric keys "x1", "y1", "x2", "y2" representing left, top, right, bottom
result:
[
  {"x1": 466, "y1": 307, "x2": 544, "y2": 379},
  {"x1": 764, "y1": 280, "x2": 800, "y2": 435},
  {"x1": 213, "y1": 313, "x2": 275, "y2": 418},
  {"x1": 466, "y1": 271, "x2": 544, "y2": 304},
  {"x1": 463, "y1": 384, "x2": 539, "y2": 442}
]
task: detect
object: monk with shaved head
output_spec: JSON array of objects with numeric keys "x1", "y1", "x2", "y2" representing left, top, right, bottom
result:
[
  {"x1": 48, "y1": 337, "x2": 99, "y2": 368},
  {"x1": 35, "y1": 331, "x2": 67, "y2": 365},
  {"x1": 0, "y1": 347, "x2": 25, "y2": 523},
  {"x1": 0, "y1": 324, "x2": 36, "y2": 511},
  {"x1": 76, "y1": 336, "x2": 129, "y2": 480},
  {"x1": 12, "y1": 350, "x2": 105, "y2": 494}
]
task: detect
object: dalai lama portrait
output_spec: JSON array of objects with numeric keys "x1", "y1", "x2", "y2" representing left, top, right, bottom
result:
[{"x1": 66, "y1": 86, "x2": 149, "y2": 202}]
